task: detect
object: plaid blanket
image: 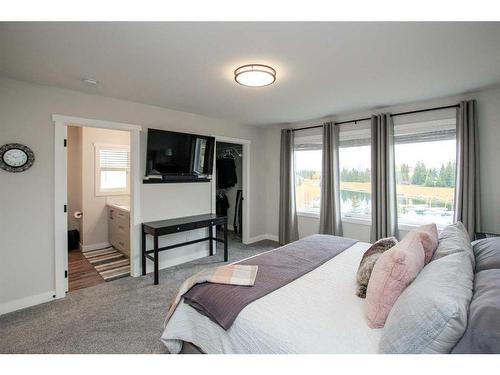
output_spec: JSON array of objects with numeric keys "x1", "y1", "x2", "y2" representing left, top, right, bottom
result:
[{"x1": 164, "y1": 264, "x2": 258, "y2": 326}]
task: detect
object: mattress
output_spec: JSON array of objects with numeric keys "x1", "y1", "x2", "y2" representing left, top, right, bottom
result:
[{"x1": 161, "y1": 241, "x2": 383, "y2": 354}]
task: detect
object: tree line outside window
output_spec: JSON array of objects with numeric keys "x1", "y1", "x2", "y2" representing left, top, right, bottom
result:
[{"x1": 340, "y1": 160, "x2": 455, "y2": 187}]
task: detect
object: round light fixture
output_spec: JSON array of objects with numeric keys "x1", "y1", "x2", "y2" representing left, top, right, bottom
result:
[
  {"x1": 82, "y1": 77, "x2": 98, "y2": 86},
  {"x1": 234, "y1": 64, "x2": 276, "y2": 87}
]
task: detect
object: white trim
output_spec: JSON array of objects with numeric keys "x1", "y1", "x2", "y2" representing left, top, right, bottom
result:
[
  {"x1": 52, "y1": 115, "x2": 142, "y2": 132},
  {"x1": 247, "y1": 233, "x2": 279, "y2": 244},
  {"x1": 0, "y1": 291, "x2": 55, "y2": 316},
  {"x1": 54, "y1": 121, "x2": 68, "y2": 296},
  {"x1": 342, "y1": 216, "x2": 371, "y2": 226},
  {"x1": 53, "y1": 114, "x2": 142, "y2": 300},
  {"x1": 81, "y1": 241, "x2": 112, "y2": 252},
  {"x1": 297, "y1": 210, "x2": 320, "y2": 219},
  {"x1": 398, "y1": 221, "x2": 447, "y2": 232},
  {"x1": 211, "y1": 135, "x2": 251, "y2": 245},
  {"x1": 299, "y1": 213, "x2": 447, "y2": 233}
]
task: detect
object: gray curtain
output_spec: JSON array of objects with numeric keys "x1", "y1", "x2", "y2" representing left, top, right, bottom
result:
[
  {"x1": 279, "y1": 129, "x2": 299, "y2": 244},
  {"x1": 455, "y1": 100, "x2": 481, "y2": 239},
  {"x1": 319, "y1": 122, "x2": 343, "y2": 235},
  {"x1": 371, "y1": 114, "x2": 398, "y2": 242}
]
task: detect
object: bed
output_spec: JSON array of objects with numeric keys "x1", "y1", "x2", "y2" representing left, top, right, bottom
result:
[
  {"x1": 160, "y1": 240, "x2": 383, "y2": 354},
  {"x1": 161, "y1": 226, "x2": 500, "y2": 354}
]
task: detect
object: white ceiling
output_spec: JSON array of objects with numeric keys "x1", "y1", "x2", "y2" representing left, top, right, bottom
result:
[{"x1": 1, "y1": 22, "x2": 500, "y2": 126}]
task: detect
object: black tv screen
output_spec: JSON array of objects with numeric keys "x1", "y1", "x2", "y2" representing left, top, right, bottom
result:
[{"x1": 146, "y1": 129, "x2": 215, "y2": 176}]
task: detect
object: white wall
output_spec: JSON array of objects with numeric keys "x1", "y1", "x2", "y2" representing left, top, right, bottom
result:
[
  {"x1": 0, "y1": 77, "x2": 270, "y2": 313},
  {"x1": 265, "y1": 85, "x2": 500, "y2": 242},
  {"x1": 81, "y1": 127, "x2": 130, "y2": 248}
]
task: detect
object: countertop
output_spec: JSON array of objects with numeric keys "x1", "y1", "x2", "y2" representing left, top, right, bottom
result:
[{"x1": 107, "y1": 203, "x2": 130, "y2": 212}]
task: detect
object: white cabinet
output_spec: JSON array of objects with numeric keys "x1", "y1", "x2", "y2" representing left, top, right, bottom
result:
[{"x1": 108, "y1": 205, "x2": 130, "y2": 258}]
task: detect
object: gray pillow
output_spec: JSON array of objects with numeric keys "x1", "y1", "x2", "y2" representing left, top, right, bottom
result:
[
  {"x1": 379, "y1": 251, "x2": 474, "y2": 353},
  {"x1": 472, "y1": 237, "x2": 500, "y2": 272},
  {"x1": 452, "y1": 269, "x2": 500, "y2": 353},
  {"x1": 432, "y1": 222, "x2": 475, "y2": 268}
]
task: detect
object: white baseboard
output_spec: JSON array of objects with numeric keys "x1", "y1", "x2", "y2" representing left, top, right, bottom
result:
[
  {"x1": 247, "y1": 233, "x2": 279, "y2": 244},
  {"x1": 0, "y1": 291, "x2": 55, "y2": 316},
  {"x1": 81, "y1": 241, "x2": 111, "y2": 252}
]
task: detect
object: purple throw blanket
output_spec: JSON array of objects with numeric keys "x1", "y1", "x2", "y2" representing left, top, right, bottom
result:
[{"x1": 183, "y1": 234, "x2": 357, "y2": 330}]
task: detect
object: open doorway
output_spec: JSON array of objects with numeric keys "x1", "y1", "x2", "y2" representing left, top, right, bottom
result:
[
  {"x1": 215, "y1": 141, "x2": 244, "y2": 246},
  {"x1": 66, "y1": 125, "x2": 132, "y2": 292}
]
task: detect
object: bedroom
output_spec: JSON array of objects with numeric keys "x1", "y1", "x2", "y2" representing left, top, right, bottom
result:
[{"x1": 1, "y1": 1, "x2": 500, "y2": 373}]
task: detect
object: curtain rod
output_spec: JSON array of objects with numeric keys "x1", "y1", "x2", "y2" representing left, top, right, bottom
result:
[{"x1": 291, "y1": 103, "x2": 460, "y2": 132}]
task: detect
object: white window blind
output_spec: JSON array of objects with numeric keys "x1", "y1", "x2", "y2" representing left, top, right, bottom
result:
[
  {"x1": 95, "y1": 144, "x2": 130, "y2": 196},
  {"x1": 99, "y1": 149, "x2": 130, "y2": 170},
  {"x1": 293, "y1": 127, "x2": 323, "y2": 151}
]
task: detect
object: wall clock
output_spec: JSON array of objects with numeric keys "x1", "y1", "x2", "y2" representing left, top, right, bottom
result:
[{"x1": 0, "y1": 143, "x2": 35, "y2": 172}]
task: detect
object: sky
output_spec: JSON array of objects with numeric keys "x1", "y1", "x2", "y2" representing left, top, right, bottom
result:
[{"x1": 295, "y1": 139, "x2": 456, "y2": 172}]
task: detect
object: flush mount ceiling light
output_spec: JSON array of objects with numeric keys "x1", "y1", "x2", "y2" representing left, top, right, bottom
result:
[
  {"x1": 82, "y1": 77, "x2": 98, "y2": 86},
  {"x1": 234, "y1": 64, "x2": 276, "y2": 87}
]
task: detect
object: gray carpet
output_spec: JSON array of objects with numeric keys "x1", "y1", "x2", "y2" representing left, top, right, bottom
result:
[{"x1": 0, "y1": 234, "x2": 278, "y2": 354}]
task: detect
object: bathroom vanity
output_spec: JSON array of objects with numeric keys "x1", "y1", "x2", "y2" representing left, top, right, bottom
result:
[{"x1": 107, "y1": 204, "x2": 130, "y2": 258}]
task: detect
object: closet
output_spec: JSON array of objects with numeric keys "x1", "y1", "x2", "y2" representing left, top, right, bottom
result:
[{"x1": 215, "y1": 142, "x2": 243, "y2": 242}]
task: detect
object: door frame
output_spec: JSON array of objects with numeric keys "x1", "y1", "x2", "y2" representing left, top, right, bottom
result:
[
  {"x1": 53, "y1": 115, "x2": 142, "y2": 299},
  {"x1": 211, "y1": 135, "x2": 251, "y2": 245}
]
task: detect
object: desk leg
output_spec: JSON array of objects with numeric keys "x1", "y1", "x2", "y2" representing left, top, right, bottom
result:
[
  {"x1": 209, "y1": 225, "x2": 214, "y2": 256},
  {"x1": 141, "y1": 230, "x2": 146, "y2": 276},
  {"x1": 154, "y1": 235, "x2": 159, "y2": 285},
  {"x1": 224, "y1": 222, "x2": 228, "y2": 262}
]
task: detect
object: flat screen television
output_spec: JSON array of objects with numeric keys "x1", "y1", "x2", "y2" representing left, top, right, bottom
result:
[{"x1": 146, "y1": 129, "x2": 215, "y2": 178}]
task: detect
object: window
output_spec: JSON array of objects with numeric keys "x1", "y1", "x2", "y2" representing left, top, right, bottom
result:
[
  {"x1": 294, "y1": 129, "x2": 322, "y2": 215},
  {"x1": 394, "y1": 117, "x2": 456, "y2": 227},
  {"x1": 95, "y1": 143, "x2": 130, "y2": 196},
  {"x1": 339, "y1": 122, "x2": 372, "y2": 221}
]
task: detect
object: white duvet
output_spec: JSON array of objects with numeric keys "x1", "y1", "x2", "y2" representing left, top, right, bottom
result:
[{"x1": 160, "y1": 241, "x2": 383, "y2": 354}]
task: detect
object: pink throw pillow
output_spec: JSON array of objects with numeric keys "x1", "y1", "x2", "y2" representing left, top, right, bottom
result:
[
  {"x1": 411, "y1": 223, "x2": 438, "y2": 264},
  {"x1": 365, "y1": 231, "x2": 425, "y2": 328}
]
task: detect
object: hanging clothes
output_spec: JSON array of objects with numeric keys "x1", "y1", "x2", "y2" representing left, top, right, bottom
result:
[
  {"x1": 216, "y1": 191, "x2": 230, "y2": 231},
  {"x1": 217, "y1": 158, "x2": 238, "y2": 189},
  {"x1": 234, "y1": 189, "x2": 243, "y2": 235},
  {"x1": 216, "y1": 192, "x2": 230, "y2": 216}
]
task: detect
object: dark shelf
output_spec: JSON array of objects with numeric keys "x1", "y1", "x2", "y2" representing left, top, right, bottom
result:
[{"x1": 142, "y1": 178, "x2": 211, "y2": 184}]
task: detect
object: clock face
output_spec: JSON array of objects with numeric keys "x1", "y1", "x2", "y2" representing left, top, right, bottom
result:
[
  {"x1": 0, "y1": 143, "x2": 35, "y2": 172},
  {"x1": 3, "y1": 149, "x2": 28, "y2": 167}
]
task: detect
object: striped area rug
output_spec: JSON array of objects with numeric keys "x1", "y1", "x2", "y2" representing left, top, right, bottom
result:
[{"x1": 83, "y1": 247, "x2": 130, "y2": 281}]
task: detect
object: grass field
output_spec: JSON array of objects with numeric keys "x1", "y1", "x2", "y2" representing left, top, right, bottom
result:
[
  {"x1": 340, "y1": 181, "x2": 454, "y2": 201},
  {"x1": 296, "y1": 179, "x2": 454, "y2": 209}
]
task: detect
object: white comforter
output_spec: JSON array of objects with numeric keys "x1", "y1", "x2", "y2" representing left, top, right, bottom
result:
[{"x1": 160, "y1": 241, "x2": 383, "y2": 354}]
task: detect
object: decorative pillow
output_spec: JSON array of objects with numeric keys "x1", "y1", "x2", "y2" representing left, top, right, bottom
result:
[
  {"x1": 411, "y1": 223, "x2": 438, "y2": 264},
  {"x1": 379, "y1": 251, "x2": 474, "y2": 353},
  {"x1": 432, "y1": 222, "x2": 475, "y2": 267},
  {"x1": 472, "y1": 237, "x2": 500, "y2": 272},
  {"x1": 355, "y1": 237, "x2": 398, "y2": 298},
  {"x1": 365, "y1": 231, "x2": 425, "y2": 328},
  {"x1": 452, "y1": 269, "x2": 500, "y2": 353}
]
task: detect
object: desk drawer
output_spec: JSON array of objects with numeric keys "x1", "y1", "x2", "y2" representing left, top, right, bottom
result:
[
  {"x1": 166, "y1": 222, "x2": 197, "y2": 234},
  {"x1": 151, "y1": 217, "x2": 227, "y2": 236}
]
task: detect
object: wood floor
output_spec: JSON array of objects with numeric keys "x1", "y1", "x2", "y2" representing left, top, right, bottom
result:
[{"x1": 68, "y1": 249, "x2": 105, "y2": 291}]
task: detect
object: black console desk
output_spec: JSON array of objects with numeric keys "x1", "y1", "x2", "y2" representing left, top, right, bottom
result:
[{"x1": 142, "y1": 214, "x2": 228, "y2": 285}]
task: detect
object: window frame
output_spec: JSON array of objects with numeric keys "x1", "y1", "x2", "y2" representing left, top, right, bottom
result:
[
  {"x1": 294, "y1": 149, "x2": 322, "y2": 217},
  {"x1": 94, "y1": 143, "x2": 130, "y2": 197},
  {"x1": 293, "y1": 130, "x2": 323, "y2": 217},
  {"x1": 338, "y1": 123, "x2": 372, "y2": 223},
  {"x1": 393, "y1": 117, "x2": 457, "y2": 229}
]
